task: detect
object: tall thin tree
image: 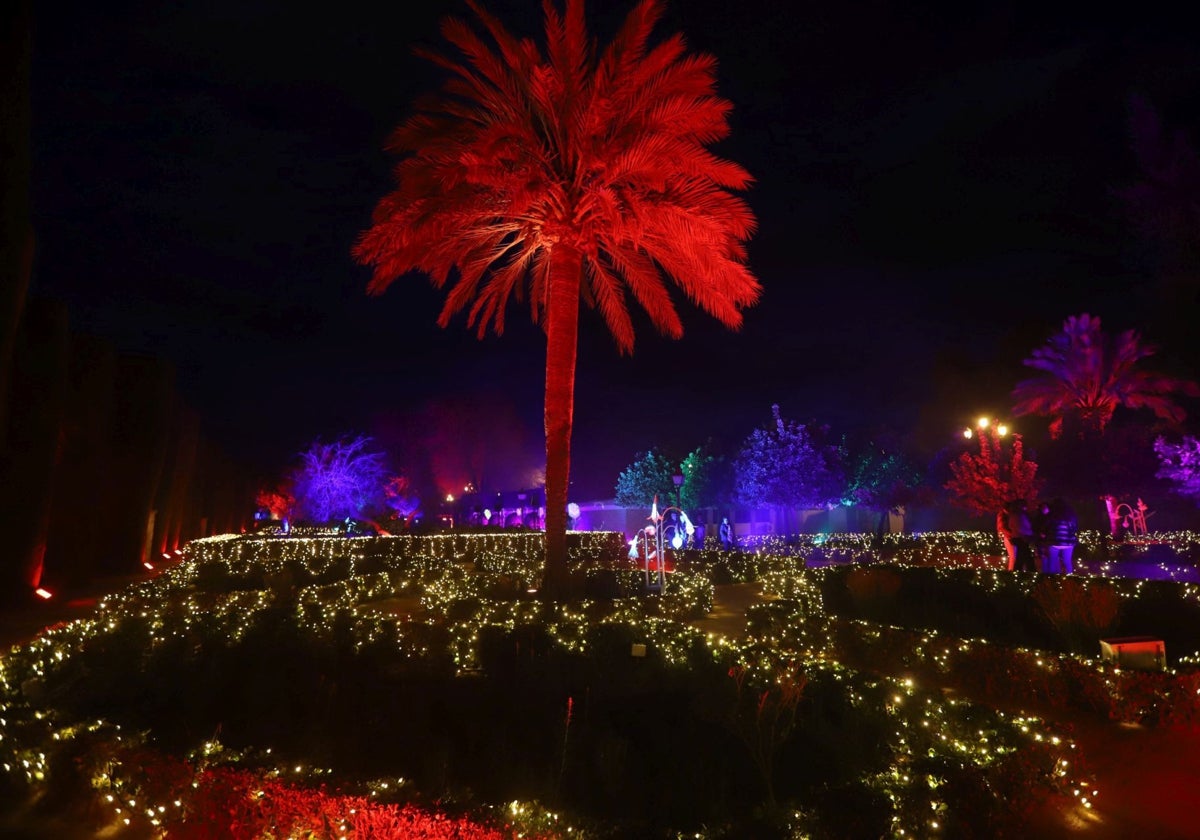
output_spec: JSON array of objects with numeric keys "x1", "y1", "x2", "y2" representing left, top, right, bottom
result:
[{"x1": 354, "y1": 0, "x2": 760, "y2": 590}]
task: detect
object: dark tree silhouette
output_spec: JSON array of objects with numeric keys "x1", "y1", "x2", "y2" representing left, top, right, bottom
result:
[
  {"x1": 1012, "y1": 313, "x2": 1198, "y2": 440},
  {"x1": 354, "y1": 0, "x2": 760, "y2": 590}
]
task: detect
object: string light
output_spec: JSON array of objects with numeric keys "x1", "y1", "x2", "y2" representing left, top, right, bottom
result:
[{"x1": 7, "y1": 528, "x2": 1197, "y2": 835}]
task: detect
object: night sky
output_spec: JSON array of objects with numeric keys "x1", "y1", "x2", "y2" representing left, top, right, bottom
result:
[{"x1": 26, "y1": 0, "x2": 1200, "y2": 500}]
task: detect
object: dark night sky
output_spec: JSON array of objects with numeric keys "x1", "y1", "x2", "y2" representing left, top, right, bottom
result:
[{"x1": 26, "y1": 0, "x2": 1200, "y2": 500}]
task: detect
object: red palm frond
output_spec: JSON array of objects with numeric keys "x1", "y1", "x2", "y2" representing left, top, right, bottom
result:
[
  {"x1": 354, "y1": 0, "x2": 759, "y2": 591},
  {"x1": 1013, "y1": 313, "x2": 1197, "y2": 437}
]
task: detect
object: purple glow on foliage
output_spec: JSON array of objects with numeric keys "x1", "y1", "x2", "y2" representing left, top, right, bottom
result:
[{"x1": 292, "y1": 435, "x2": 388, "y2": 523}]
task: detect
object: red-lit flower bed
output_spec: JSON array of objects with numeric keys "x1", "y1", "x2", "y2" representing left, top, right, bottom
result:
[{"x1": 134, "y1": 763, "x2": 520, "y2": 840}]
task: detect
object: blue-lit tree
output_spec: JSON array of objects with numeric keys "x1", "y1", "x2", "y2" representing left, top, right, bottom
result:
[
  {"x1": 735, "y1": 405, "x2": 844, "y2": 532},
  {"x1": 292, "y1": 435, "x2": 388, "y2": 523}
]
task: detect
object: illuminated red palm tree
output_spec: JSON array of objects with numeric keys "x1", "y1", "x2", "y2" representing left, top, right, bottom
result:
[
  {"x1": 354, "y1": 0, "x2": 760, "y2": 590},
  {"x1": 1012, "y1": 313, "x2": 1198, "y2": 439}
]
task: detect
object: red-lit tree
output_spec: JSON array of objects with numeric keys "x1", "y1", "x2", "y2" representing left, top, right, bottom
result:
[
  {"x1": 944, "y1": 427, "x2": 1040, "y2": 516},
  {"x1": 1012, "y1": 313, "x2": 1197, "y2": 439},
  {"x1": 354, "y1": 0, "x2": 760, "y2": 591},
  {"x1": 255, "y1": 485, "x2": 295, "y2": 522},
  {"x1": 383, "y1": 474, "x2": 421, "y2": 523}
]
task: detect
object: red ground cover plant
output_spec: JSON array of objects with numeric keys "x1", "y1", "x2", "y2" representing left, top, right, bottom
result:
[{"x1": 108, "y1": 754, "x2": 539, "y2": 840}]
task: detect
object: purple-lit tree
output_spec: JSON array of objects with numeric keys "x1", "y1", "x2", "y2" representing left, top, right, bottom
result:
[
  {"x1": 352, "y1": 0, "x2": 760, "y2": 592},
  {"x1": 1153, "y1": 435, "x2": 1200, "y2": 504},
  {"x1": 1012, "y1": 314, "x2": 1198, "y2": 440},
  {"x1": 292, "y1": 435, "x2": 388, "y2": 523},
  {"x1": 734, "y1": 405, "x2": 844, "y2": 532}
]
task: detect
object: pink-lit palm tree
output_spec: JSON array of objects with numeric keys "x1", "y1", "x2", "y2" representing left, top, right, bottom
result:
[
  {"x1": 1012, "y1": 313, "x2": 1198, "y2": 439},
  {"x1": 354, "y1": 0, "x2": 760, "y2": 591}
]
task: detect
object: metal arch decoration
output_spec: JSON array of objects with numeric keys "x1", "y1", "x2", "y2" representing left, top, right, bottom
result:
[
  {"x1": 1102, "y1": 495, "x2": 1152, "y2": 537},
  {"x1": 630, "y1": 496, "x2": 694, "y2": 591}
]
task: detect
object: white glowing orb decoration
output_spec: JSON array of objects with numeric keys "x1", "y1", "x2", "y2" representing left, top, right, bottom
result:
[
  {"x1": 567, "y1": 502, "x2": 580, "y2": 520},
  {"x1": 671, "y1": 533, "x2": 683, "y2": 550},
  {"x1": 483, "y1": 508, "x2": 492, "y2": 521}
]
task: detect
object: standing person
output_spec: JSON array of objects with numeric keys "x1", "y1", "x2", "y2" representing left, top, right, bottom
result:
[
  {"x1": 1044, "y1": 498, "x2": 1078, "y2": 574},
  {"x1": 1032, "y1": 500, "x2": 1052, "y2": 572},
  {"x1": 719, "y1": 516, "x2": 734, "y2": 550},
  {"x1": 1006, "y1": 499, "x2": 1037, "y2": 572},
  {"x1": 997, "y1": 507, "x2": 1017, "y2": 570}
]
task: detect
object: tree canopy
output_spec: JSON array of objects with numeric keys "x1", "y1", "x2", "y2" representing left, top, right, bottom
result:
[
  {"x1": 614, "y1": 449, "x2": 678, "y2": 508},
  {"x1": 292, "y1": 435, "x2": 388, "y2": 523},
  {"x1": 352, "y1": 0, "x2": 760, "y2": 589},
  {"x1": 734, "y1": 405, "x2": 844, "y2": 512},
  {"x1": 944, "y1": 427, "x2": 1040, "y2": 517},
  {"x1": 1154, "y1": 435, "x2": 1200, "y2": 504},
  {"x1": 1012, "y1": 313, "x2": 1198, "y2": 439}
]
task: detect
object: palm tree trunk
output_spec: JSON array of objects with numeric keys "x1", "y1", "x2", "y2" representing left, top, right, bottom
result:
[{"x1": 542, "y1": 245, "x2": 582, "y2": 596}]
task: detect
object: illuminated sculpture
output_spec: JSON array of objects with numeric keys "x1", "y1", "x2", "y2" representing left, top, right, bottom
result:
[
  {"x1": 1102, "y1": 495, "x2": 1151, "y2": 537},
  {"x1": 633, "y1": 496, "x2": 693, "y2": 590}
]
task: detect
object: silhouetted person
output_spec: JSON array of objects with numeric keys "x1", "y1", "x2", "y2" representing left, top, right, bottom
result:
[
  {"x1": 1032, "y1": 500, "x2": 1052, "y2": 572},
  {"x1": 719, "y1": 517, "x2": 734, "y2": 550},
  {"x1": 1043, "y1": 498, "x2": 1078, "y2": 574},
  {"x1": 1005, "y1": 500, "x2": 1037, "y2": 572}
]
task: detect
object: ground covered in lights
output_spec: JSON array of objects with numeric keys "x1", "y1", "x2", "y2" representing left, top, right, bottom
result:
[{"x1": 2, "y1": 530, "x2": 1199, "y2": 838}]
